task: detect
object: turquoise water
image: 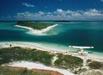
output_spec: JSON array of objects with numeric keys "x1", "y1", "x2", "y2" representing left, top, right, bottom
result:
[{"x1": 0, "y1": 22, "x2": 103, "y2": 55}]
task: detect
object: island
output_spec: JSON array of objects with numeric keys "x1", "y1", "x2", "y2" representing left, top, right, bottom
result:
[
  {"x1": 17, "y1": 21, "x2": 54, "y2": 30},
  {"x1": 16, "y1": 21, "x2": 58, "y2": 35}
]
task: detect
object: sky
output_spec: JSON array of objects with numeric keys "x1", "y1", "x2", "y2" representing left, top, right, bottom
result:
[{"x1": 0, "y1": 0, "x2": 103, "y2": 21}]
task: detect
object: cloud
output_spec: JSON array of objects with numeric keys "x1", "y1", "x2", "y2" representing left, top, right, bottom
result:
[
  {"x1": 22, "y1": 3, "x2": 35, "y2": 7},
  {"x1": 83, "y1": 9, "x2": 102, "y2": 16},
  {"x1": 15, "y1": 9, "x2": 103, "y2": 21}
]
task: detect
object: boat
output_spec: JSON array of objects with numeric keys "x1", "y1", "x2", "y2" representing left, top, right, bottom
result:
[{"x1": 68, "y1": 45, "x2": 94, "y2": 56}]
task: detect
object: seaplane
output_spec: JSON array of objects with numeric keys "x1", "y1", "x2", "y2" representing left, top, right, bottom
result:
[{"x1": 68, "y1": 45, "x2": 94, "y2": 55}]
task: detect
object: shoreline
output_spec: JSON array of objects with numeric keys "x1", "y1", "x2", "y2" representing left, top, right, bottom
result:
[
  {"x1": 0, "y1": 41, "x2": 103, "y2": 61},
  {"x1": 15, "y1": 24, "x2": 58, "y2": 35}
]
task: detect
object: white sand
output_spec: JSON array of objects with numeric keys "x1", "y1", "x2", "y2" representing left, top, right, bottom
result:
[
  {"x1": 52, "y1": 55, "x2": 58, "y2": 65},
  {"x1": 15, "y1": 24, "x2": 58, "y2": 35},
  {"x1": 4, "y1": 61, "x2": 74, "y2": 75},
  {"x1": 0, "y1": 42, "x2": 67, "y2": 54}
]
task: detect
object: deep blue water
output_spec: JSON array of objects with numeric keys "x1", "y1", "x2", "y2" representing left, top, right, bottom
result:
[{"x1": 0, "y1": 22, "x2": 103, "y2": 53}]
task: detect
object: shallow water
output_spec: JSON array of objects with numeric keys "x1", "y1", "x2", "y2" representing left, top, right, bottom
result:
[{"x1": 0, "y1": 22, "x2": 103, "y2": 56}]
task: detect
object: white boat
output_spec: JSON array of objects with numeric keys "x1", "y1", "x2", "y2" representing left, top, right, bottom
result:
[
  {"x1": 68, "y1": 46, "x2": 94, "y2": 49},
  {"x1": 68, "y1": 45, "x2": 94, "y2": 55}
]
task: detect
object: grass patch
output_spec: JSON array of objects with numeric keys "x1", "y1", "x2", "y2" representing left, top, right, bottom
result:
[
  {"x1": 54, "y1": 53, "x2": 83, "y2": 70},
  {"x1": 17, "y1": 21, "x2": 54, "y2": 30},
  {"x1": 88, "y1": 60, "x2": 103, "y2": 69},
  {"x1": 0, "y1": 47, "x2": 54, "y2": 66}
]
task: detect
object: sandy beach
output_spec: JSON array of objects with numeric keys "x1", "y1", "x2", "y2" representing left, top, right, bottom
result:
[
  {"x1": 0, "y1": 41, "x2": 103, "y2": 61},
  {"x1": 0, "y1": 42, "x2": 64, "y2": 53},
  {"x1": 15, "y1": 24, "x2": 58, "y2": 35}
]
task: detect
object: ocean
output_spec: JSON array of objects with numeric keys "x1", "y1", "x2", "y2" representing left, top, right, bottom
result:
[{"x1": 0, "y1": 22, "x2": 103, "y2": 56}]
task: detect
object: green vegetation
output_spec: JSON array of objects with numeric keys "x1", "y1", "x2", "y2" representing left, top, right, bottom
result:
[
  {"x1": 88, "y1": 60, "x2": 103, "y2": 69},
  {"x1": 0, "y1": 47, "x2": 54, "y2": 66},
  {"x1": 54, "y1": 53, "x2": 83, "y2": 70},
  {"x1": 0, "y1": 66, "x2": 51, "y2": 75},
  {"x1": 17, "y1": 21, "x2": 54, "y2": 30},
  {"x1": 0, "y1": 47, "x2": 83, "y2": 68},
  {"x1": 0, "y1": 47, "x2": 84, "y2": 74}
]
